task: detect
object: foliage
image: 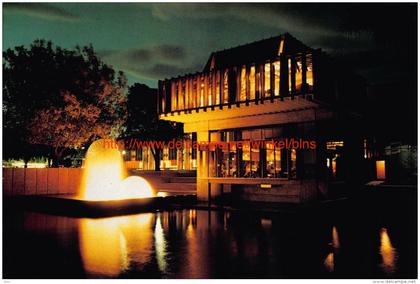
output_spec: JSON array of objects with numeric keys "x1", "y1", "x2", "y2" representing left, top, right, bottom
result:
[
  {"x1": 3, "y1": 40, "x2": 127, "y2": 166},
  {"x1": 124, "y1": 83, "x2": 182, "y2": 170}
]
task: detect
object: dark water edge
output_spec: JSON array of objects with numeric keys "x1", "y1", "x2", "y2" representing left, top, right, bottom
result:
[{"x1": 3, "y1": 189, "x2": 417, "y2": 279}]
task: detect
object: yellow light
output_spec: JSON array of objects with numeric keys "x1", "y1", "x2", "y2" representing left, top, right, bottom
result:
[
  {"x1": 78, "y1": 139, "x2": 155, "y2": 201},
  {"x1": 154, "y1": 215, "x2": 167, "y2": 273},
  {"x1": 79, "y1": 213, "x2": 153, "y2": 277},
  {"x1": 332, "y1": 226, "x2": 340, "y2": 250},
  {"x1": 324, "y1": 252, "x2": 334, "y2": 272},
  {"x1": 379, "y1": 228, "x2": 398, "y2": 274},
  {"x1": 118, "y1": 176, "x2": 155, "y2": 199},
  {"x1": 11, "y1": 161, "x2": 47, "y2": 168},
  {"x1": 376, "y1": 160, "x2": 386, "y2": 180},
  {"x1": 157, "y1": 191, "x2": 168, "y2": 197}
]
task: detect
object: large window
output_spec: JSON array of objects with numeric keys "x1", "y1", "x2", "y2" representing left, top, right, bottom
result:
[
  {"x1": 266, "y1": 142, "x2": 275, "y2": 177},
  {"x1": 213, "y1": 126, "x2": 307, "y2": 179},
  {"x1": 241, "y1": 142, "x2": 251, "y2": 177}
]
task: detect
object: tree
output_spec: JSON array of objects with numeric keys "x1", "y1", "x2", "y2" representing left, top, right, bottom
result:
[
  {"x1": 3, "y1": 40, "x2": 127, "y2": 166},
  {"x1": 124, "y1": 83, "x2": 182, "y2": 171}
]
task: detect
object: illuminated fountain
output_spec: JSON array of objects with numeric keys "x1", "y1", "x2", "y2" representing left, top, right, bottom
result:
[
  {"x1": 24, "y1": 139, "x2": 193, "y2": 217},
  {"x1": 79, "y1": 139, "x2": 155, "y2": 201}
]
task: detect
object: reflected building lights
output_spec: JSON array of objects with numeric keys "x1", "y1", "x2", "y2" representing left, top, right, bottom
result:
[
  {"x1": 324, "y1": 252, "x2": 334, "y2": 273},
  {"x1": 324, "y1": 226, "x2": 340, "y2": 273},
  {"x1": 379, "y1": 227, "x2": 398, "y2": 275},
  {"x1": 154, "y1": 214, "x2": 168, "y2": 274}
]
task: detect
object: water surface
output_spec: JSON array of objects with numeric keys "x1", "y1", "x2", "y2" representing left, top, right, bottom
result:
[{"x1": 3, "y1": 203, "x2": 417, "y2": 278}]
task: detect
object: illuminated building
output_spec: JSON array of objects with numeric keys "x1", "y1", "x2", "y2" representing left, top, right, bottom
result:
[{"x1": 158, "y1": 33, "x2": 366, "y2": 203}]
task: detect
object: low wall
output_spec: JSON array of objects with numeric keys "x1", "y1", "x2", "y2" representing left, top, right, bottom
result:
[{"x1": 3, "y1": 168, "x2": 82, "y2": 196}]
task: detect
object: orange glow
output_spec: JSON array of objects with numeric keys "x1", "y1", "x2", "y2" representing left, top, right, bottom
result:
[
  {"x1": 332, "y1": 226, "x2": 340, "y2": 250},
  {"x1": 264, "y1": 63, "x2": 271, "y2": 97},
  {"x1": 274, "y1": 60, "x2": 280, "y2": 96},
  {"x1": 79, "y1": 213, "x2": 153, "y2": 277},
  {"x1": 79, "y1": 139, "x2": 155, "y2": 201},
  {"x1": 379, "y1": 228, "x2": 398, "y2": 274},
  {"x1": 324, "y1": 252, "x2": 334, "y2": 272},
  {"x1": 118, "y1": 176, "x2": 155, "y2": 199},
  {"x1": 249, "y1": 66, "x2": 256, "y2": 100},
  {"x1": 376, "y1": 160, "x2": 386, "y2": 180},
  {"x1": 240, "y1": 66, "x2": 247, "y2": 101}
]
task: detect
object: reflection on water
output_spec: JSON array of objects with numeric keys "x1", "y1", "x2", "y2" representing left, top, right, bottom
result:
[
  {"x1": 323, "y1": 226, "x2": 340, "y2": 273},
  {"x1": 79, "y1": 214, "x2": 153, "y2": 277},
  {"x1": 379, "y1": 227, "x2": 398, "y2": 275},
  {"x1": 324, "y1": 253, "x2": 334, "y2": 272},
  {"x1": 4, "y1": 208, "x2": 415, "y2": 279},
  {"x1": 154, "y1": 214, "x2": 167, "y2": 274},
  {"x1": 332, "y1": 226, "x2": 340, "y2": 250}
]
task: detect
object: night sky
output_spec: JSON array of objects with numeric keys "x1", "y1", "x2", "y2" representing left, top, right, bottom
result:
[{"x1": 3, "y1": 3, "x2": 417, "y2": 88}]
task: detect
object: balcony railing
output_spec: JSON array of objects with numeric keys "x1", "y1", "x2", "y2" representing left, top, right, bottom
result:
[{"x1": 158, "y1": 52, "x2": 317, "y2": 115}]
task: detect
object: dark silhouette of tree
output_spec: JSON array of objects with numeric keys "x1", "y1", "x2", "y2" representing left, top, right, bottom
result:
[
  {"x1": 3, "y1": 40, "x2": 128, "y2": 167},
  {"x1": 124, "y1": 83, "x2": 182, "y2": 171}
]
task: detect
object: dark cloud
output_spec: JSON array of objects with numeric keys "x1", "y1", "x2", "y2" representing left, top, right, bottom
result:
[
  {"x1": 155, "y1": 45, "x2": 186, "y2": 60},
  {"x1": 127, "y1": 49, "x2": 153, "y2": 62},
  {"x1": 4, "y1": 3, "x2": 80, "y2": 22},
  {"x1": 145, "y1": 63, "x2": 199, "y2": 78},
  {"x1": 150, "y1": 3, "x2": 415, "y2": 53},
  {"x1": 99, "y1": 44, "x2": 198, "y2": 81}
]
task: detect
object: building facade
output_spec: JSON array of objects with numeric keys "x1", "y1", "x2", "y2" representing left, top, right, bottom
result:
[
  {"x1": 157, "y1": 33, "x2": 366, "y2": 203},
  {"x1": 122, "y1": 134, "x2": 197, "y2": 171}
]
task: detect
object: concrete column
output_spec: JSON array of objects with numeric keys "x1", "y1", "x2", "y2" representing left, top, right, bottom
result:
[
  {"x1": 209, "y1": 132, "x2": 223, "y2": 199},
  {"x1": 196, "y1": 131, "x2": 210, "y2": 201}
]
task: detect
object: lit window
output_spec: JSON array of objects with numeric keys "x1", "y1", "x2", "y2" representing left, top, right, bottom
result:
[
  {"x1": 288, "y1": 58, "x2": 292, "y2": 93},
  {"x1": 192, "y1": 78, "x2": 197, "y2": 108},
  {"x1": 274, "y1": 60, "x2": 280, "y2": 96},
  {"x1": 376, "y1": 160, "x2": 386, "y2": 180},
  {"x1": 264, "y1": 63, "x2": 271, "y2": 97},
  {"x1": 240, "y1": 66, "x2": 247, "y2": 101},
  {"x1": 171, "y1": 81, "x2": 177, "y2": 111},
  {"x1": 215, "y1": 71, "x2": 221, "y2": 105},
  {"x1": 208, "y1": 75, "x2": 212, "y2": 106},
  {"x1": 326, "y1": 141, "x2": 344, "y2": 150},
  {"x1": 249, "y1": 66, "x2": 256, "y2": 100},
  {"x1": 266, "y1": 142, "x2": 275, "y2": 178},
  {"x1": 185, "y1": 80, "x2": 189, "y2": 109},
  {"x1": 223, "y1": 69, "x2": 229, "y2": 103},
  {"x1": 178, "y1": 81, "x2": 184, "y2": 110},
  {"x1": 200, "y1": 78, "x2": 204, "y2": 107},
  {"x1": 306, "y1": 54, "x2": 314, "y2": 92},
  {"x1": 296, "y1": 57, "x2": 303, "y2": 93}
]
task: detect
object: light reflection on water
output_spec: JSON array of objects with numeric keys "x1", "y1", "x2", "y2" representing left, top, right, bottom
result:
[
  {"x1": 7, "y1": 208, "x2": 410, "y2": 278},
  {"x1": 379, "y1": 227, "x2": 398, "y2": 275},
  {"x1": 79, "y1": 214, "x2": 154, "y2": 277},
  {"x1": 323, "y1": 226, "x2": 341, "y2": 273}
]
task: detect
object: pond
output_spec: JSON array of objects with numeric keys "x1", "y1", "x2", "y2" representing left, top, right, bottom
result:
[{"x1": 3, "y1": 202, "x2": 417, "y2": 279}]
